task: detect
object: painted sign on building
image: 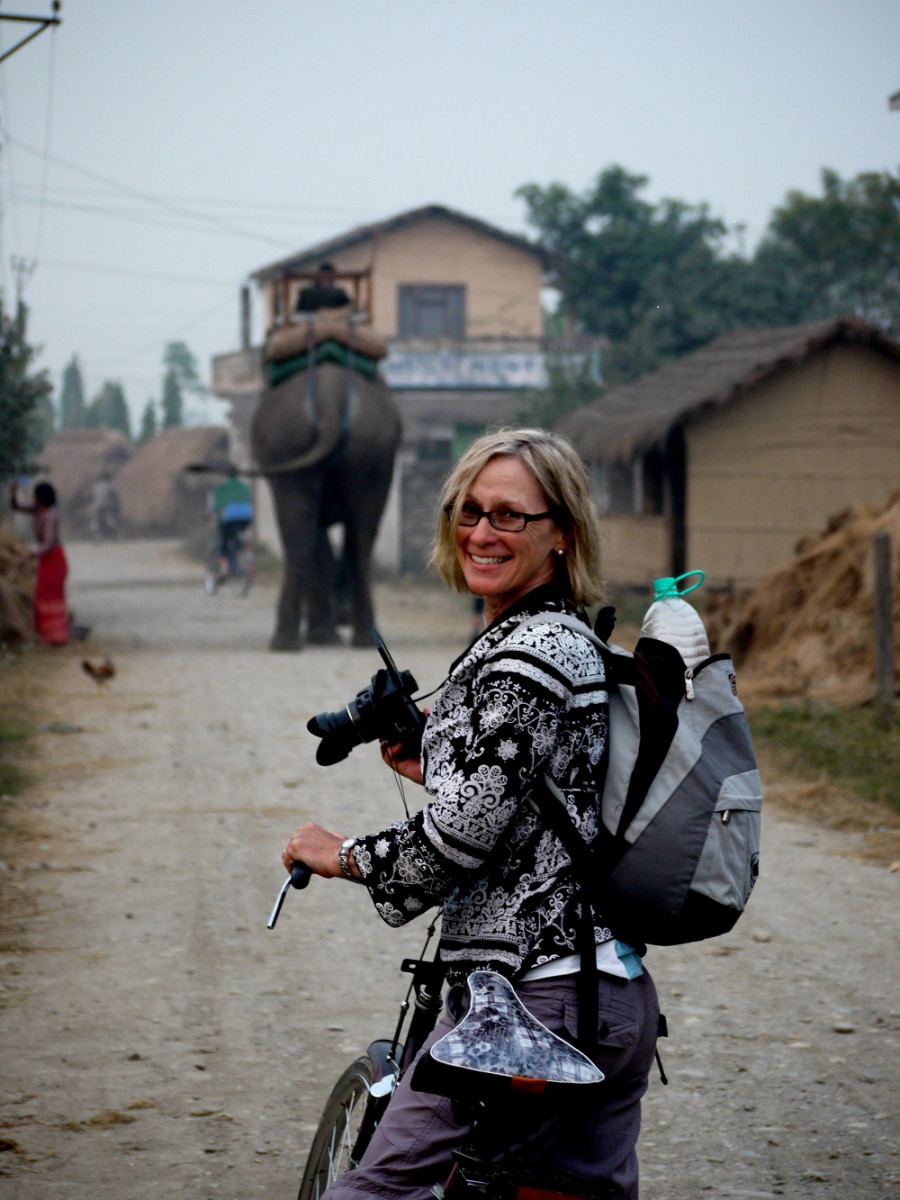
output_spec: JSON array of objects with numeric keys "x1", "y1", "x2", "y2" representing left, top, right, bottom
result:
[{"x1": 383, "y1": 349, "x2": 549, "y2": 390}]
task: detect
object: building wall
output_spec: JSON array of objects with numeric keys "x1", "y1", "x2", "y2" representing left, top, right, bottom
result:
[
  {"x1": 686, "y1": 344, "x2": 900, "y2": 585},
  {"x1": 602, "y1": 514, "x2": 671, "y2": 587},
  {"x1": 261, "y1": 213, "x2": 544, "y2": 339}
]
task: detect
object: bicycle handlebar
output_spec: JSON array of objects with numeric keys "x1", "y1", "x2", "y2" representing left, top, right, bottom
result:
[{"x1": 266, "y1": 861, "x2": 312, "y2": 929}]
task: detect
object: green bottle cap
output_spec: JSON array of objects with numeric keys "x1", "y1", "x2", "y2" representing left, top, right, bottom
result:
[{"x1": 653, "y1": 570, "x2": 705, "y2": 599}]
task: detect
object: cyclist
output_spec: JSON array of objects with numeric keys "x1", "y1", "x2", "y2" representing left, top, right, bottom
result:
[
  {"x1": 208, "y1": 465, "x2": 253, "y2": 581},
  {"x1": 284, "y1": 429, "x2": 660, "y2": 1200}
]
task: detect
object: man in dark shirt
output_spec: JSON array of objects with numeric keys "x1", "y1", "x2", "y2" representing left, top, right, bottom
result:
[{"x1": 295, "y1": 262, "x2": 351, "y2": 313}]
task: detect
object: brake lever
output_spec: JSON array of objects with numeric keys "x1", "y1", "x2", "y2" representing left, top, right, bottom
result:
[{"x1": 266, "y1": 862, "x2": 312, "y2": 929}]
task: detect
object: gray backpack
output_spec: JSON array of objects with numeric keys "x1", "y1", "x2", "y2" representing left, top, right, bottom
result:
[{"x1": 522, "y1": 611, "x2": 763, "y2": 949}]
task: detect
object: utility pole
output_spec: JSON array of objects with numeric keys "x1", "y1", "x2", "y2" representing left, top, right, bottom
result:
[
  {"x1": 0, "y1": 4, "x2": 62, "y2": 66},
  {"x1": 10, "y1": 255, "x2": 36, "y2": 305}
]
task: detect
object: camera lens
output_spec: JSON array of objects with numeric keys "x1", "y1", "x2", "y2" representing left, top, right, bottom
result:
[{"x1": 306, "y1": 706, "x2": 365, "y2": 766}]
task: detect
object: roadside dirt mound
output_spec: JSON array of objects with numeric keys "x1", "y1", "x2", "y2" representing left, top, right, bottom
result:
[
  {"x1": 115, "y1": 425, "x2": 230, "y2": 536},
  {"x1": 0, "y1": 526, "x2": 33, "y2": 646},
  {"x1": 706, "y1": 491, "x2": 900, "y2": 703},
  {"x1": 38, "y1": 430, "x2": 133, "y2": 537}
]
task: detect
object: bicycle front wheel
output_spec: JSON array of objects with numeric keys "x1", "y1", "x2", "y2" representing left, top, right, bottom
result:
[{"x1": 297, "y1": 1055, "x2": 378, "y2": 1200}]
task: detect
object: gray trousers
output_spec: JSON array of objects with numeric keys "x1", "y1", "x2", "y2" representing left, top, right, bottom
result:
[{"x1": 325, "y1": 970, "x2": 659, "y2": 1200}]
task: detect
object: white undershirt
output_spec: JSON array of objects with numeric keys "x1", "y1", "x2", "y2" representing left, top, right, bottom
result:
[{"x1": 520, "y1": 940, "x2": 644, "y2": 982}]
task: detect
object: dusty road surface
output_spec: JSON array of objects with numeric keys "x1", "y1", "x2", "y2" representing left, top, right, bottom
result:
[{"x1": 0, "y1": 540, "x2": 897, "y2": 1199}]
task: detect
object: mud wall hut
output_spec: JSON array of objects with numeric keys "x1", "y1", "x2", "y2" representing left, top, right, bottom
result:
[{"x1": 559, "y1": 317, "x2": 900, "y2": 588}]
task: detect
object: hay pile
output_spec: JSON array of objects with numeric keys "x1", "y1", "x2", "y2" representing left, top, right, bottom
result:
[
  {"x1": 115, "y1": 426, "x2": 230, "y2": 536},
  {"x1": 0, "y1": 526, "x2": 34, "y2": 646},
  {"x1": 707, "y1": 491, "x2": 900, "y2": 704}
]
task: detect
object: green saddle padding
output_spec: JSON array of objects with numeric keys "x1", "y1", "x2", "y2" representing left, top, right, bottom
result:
[{"x1": 266, "y1": 340, "x2": 380, "y2": 387}]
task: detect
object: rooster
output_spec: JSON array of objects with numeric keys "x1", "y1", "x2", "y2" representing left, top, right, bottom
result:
[{"x1": 81, "y1": 657, "x2": 115, "y2": 688}]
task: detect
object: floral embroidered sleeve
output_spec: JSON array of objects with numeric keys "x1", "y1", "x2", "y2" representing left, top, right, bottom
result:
[{"x1": 353, "y1": 619, "x2": 604, "y2": 929}]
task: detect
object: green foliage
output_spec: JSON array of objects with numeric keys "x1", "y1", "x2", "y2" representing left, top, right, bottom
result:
[
  {"x1": 0, "y1": 702, "x2": 29, "y2": 801},
  {"x1": 0, "y1": 298, "x2": 53, "y2": 479},
  {"x1": 163, "y1": 340, "x2": 206, "y2": 395},
  {"x1": 517, "y1": 354, "x2": 602, "y2": 427},
  {"x1": 519, "y1": 163, "x2": 900, "y2": 389},
  {"x1": 518, "y1": 166, "x2": 750, "y2": 385},
  {"x1": 751, "y1": 702, "x2": 900, "y2": 814},
  {"x1": 86, "y1": 380, "x2": 131, "y2": 440},
  {"x1": 161, "y1": 367, "x2": 183, "y2": 429},
  {"x1": 138, "y1": 398, "x2": 158, "y2": 444},
  {"x1": 758, "y1": 167, "x2": 900, "y2": 335},
  {"x1": 59, "y1": 355, "x2": 86, "y2": 430}
]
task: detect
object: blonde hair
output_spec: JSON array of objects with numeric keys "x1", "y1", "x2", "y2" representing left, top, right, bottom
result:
[{"x1": 431, "y1": 427, "x2": 604, "y2": 608}]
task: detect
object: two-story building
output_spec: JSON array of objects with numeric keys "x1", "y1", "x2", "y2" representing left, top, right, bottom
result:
[{"x1": 212, "y1": 203, "x2": 600, "y2": 573}]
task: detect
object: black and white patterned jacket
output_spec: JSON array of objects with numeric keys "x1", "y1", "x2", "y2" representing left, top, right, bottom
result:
[{"x1": 353, "y1": 583, "x2": 612, "y2": 985}]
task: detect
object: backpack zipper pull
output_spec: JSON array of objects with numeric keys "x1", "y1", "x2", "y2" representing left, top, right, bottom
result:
[{"x1": 685, "y1": 667, "x2": 695, "y2": 700}]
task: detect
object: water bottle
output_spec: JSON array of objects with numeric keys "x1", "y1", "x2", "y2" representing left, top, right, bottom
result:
[{"x1": 641, "y1": 570, "x2": 710, "y2": 670}]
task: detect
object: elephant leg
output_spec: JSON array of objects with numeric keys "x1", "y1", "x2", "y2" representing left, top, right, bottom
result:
[
  {"x1": 339, "y1": 463, "x2": 394, "y2": 648},
  {"x1": 306, "y1": 525, "x2": 341, "y2": 644},
  {"x1": 268, "y1": 470, "x2": 323, "y2": 651}
]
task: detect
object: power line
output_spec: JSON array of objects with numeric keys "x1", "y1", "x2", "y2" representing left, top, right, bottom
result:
[
  {"x1": 32, "y1": 256, "x2": 233, "y2": 286},
  {"x1": 6, "y1": 133, "x2": 297, "y2": 248}
]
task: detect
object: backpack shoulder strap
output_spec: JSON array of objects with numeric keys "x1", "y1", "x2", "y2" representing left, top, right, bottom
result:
[
  {"x1": 529, "y1": 774, "x2": 600, "y2": 1056},
  {"x1": 513, "y1": 610, "x2": 636, "y2": 690}
]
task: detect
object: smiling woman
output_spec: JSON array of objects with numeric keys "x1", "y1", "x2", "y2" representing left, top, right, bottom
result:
[{"x1": 282, "y1": 430, "x2": 662, "y2": 1199}]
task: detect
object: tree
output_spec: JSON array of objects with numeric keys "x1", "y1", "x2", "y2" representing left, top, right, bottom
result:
[
  {"x1": 138, "y1": 398, "x2": 158, "y2": 444},
  {"x1": 161, "y1": 367, "x2": 183, "y2": 429},
  {"x1": 517, "y1": 354, "x2": 602, "y2": 428},
  {"x1": 517, "y1": 166, "x2": 752, "y2": 384},
  {"x1": 59, "y1": 354, "x2": 87, "y2": 430},
  {"x1": 86, "y1": 381, "x2": 131, "y2": 440},
  {"x1": 754, "y1": 167, "x2": 900, "y2": 335},
  {"x1": 0, "y1": 297, "x2": 53, "y2": 479},
  {"x1": 163, "y1": 340, "x2": 206, "y2": 397}
]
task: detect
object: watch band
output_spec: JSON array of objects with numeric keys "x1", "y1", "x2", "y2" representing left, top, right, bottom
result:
[{"x1": 338, "y1": 837, "x2": 357, "y2": 880}]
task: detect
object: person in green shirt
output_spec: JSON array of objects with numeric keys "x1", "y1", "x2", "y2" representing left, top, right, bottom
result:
[{"x1": 209, "y1": 466, "x2": 253, "y2": 580}]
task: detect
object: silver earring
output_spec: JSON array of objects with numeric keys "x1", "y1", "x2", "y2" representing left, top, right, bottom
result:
[{"x1": 555, "y1": 549, "x2": 565, "y2": 556}]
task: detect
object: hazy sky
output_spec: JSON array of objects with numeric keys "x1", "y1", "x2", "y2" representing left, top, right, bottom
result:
[{"x1": 2, "y1": 0, "x2": 899, "y2": 427}]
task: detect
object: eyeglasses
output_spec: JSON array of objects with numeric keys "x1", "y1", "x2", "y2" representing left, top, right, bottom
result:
[{"x1": 444, "y1": 502, "x2": 557, "y2": 533}]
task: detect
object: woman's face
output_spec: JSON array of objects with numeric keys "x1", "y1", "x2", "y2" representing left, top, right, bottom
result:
[{"x1": 455, "y1": 455, "x2": 567, "y2": 623}]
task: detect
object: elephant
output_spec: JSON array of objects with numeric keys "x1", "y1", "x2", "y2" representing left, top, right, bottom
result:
[{"x1": 251, "y1": 359, "x2": 401, "y2": 651}]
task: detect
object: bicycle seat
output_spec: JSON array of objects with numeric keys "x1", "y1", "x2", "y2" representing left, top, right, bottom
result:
[{"x1": 411, "y1": 971, "x2": 604, "y2": 1102}]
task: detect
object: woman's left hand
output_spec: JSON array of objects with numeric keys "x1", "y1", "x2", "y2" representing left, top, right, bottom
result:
[
  {"x1": 380, "y1": 739, "x2": 424, "y2": 784},
  {"x1": 283, "y1": 822, "x2": 349, "y2": 879}
]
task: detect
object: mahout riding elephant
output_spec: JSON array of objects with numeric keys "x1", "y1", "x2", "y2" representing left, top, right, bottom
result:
[{"x1": 251, "y1": 360, "x2": 401, "y2": 651}]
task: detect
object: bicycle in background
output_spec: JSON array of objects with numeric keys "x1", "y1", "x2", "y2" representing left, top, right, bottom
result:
[{"x1": 205, "y1": 531, "x2": 255, "y2": 597}]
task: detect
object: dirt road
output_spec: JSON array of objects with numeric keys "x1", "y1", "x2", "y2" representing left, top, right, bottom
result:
[{"x1": 0, "y1": 541, "x2": 897, "y2": 1199}]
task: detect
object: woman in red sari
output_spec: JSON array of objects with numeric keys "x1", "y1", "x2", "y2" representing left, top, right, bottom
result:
[{"x1": 9, "y1": 480, "x2": 69, "y2": 646}]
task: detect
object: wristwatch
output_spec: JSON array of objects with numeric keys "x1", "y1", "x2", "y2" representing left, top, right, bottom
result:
[{"x1": 337, "y1": 837, "x2": 357, "y2": 880}]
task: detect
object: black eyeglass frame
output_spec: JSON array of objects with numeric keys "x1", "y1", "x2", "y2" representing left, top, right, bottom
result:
[{"x1": 443, "y1": 502, "x2": 558, "y2": 533}]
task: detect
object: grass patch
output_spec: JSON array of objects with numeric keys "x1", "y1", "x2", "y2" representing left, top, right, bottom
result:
[
  {"x1": 0, "y1": 654, "x2": 39, "y2": 821},
  {"x1": 750, "y1": 702, "x2": 900, "y2": 815}
]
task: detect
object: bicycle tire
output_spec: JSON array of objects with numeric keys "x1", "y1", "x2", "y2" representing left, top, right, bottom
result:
[
  {"x1": 229, "y1": 547, "x2": 254, "y2": 597},
  {"x1": 297, "y1": 1055, "x2": 378, "y2": 1200}
]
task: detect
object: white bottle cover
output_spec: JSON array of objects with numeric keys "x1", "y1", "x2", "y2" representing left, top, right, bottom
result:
[{"x1": 640, "y1": 572, "x2": 710, "y2": 669}]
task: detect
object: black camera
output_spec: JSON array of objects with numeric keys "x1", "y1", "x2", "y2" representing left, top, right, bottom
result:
[{"x1": 307, "y1": 628, "x2": 426, "y2": 767}]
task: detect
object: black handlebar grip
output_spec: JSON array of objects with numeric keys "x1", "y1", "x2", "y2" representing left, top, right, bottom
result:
[{"x1": 291, "y1": 861, "x2": 312, "y2": 889}]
